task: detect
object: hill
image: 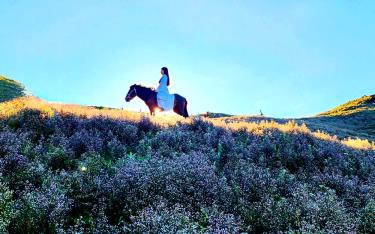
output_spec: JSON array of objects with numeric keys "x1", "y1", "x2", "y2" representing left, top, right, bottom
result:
[
  {"x1": 0, "y1": 75, "x2": 26, "y2": 102},
  {"x1": 300, "y1": 94, "x2": 375, "y2": 141},
  {"x1": 317, "y1": 94, "x2": 375, "y2": 117},
  {"x1": 198, "y1": 111, "x2": 234, "y2": 118},
  {"x1": 0, "y1": 79, "x2": 374, "y2": 232},
  {"x1": 212, "y1": 95, "x2": 375, "y2": 142}
]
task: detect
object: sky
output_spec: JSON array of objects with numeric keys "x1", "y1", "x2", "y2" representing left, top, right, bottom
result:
[{"x1": 1, "y1": 0, "x2": 374, "y2": 118}]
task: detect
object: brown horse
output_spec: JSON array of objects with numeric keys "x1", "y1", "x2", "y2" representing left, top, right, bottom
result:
[{"x1": 125, "y1": 84, "x2": 189, "y2": 118}]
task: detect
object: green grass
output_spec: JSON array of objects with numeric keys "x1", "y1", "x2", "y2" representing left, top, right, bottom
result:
[
  {"x1": 317, "y1": 94, "x2": 375, "y2": 117},
  {"x1": 0, "y1": 75, "x2": 26, "y2": 102},
  {"x1": 303, "y1": 95, "x2": 375, "y2": 141}
]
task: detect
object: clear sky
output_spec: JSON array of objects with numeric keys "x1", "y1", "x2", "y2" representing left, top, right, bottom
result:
[{"x1": 1, "y1": 0, "x2": 374, "y2": 118}]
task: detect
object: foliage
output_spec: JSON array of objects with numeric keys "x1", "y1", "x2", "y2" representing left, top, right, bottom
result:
[
  {"x1": 0, "y1": 76, "x2": 26, "y2": 103},
  {"x1": 0, "y1": 102, "x2": 374, "y2": 232}
]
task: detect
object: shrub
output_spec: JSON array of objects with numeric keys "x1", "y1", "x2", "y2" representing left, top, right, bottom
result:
[
  {"x1": 46, "y1": 146, "x2": 76, "y2": 171},
  {"x1": 9, "y1": 181, "x2": 73, "y2": 233},
  {"x1": 360, "y1": 199, "x2": 375, "y2": 233},
  {"x1": 108, "y1": 153, "x2": 224, "y2": 223},
  {"x1": 129, "y1": 201, "x2": 199, "y2": 233},
  {"x1": 0, "y1": 109, "x2": 374, "y2": 232},
  {"x1": 0, "y1": 180, "x2": 14, "y2": 233}
]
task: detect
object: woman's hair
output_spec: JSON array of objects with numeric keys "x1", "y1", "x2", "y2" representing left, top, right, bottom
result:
[{"x1": 161, "y1": 67, "x2": 170, "y2": 86}]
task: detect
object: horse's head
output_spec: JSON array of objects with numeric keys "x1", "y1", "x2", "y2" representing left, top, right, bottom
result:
[{"x1": 125, "y1": 84, "x2": 137, "y2": 102}]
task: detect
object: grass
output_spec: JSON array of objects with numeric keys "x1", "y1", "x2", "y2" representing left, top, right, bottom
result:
[
  {"x1": 0, "y1": 76, "x2": 373, "y2": 146},
  {"x1": 1, "y1": 95, "x2": 374, "y2": 150},
  {"x1": 0, "y1": 75, "x2": 26, "y2": 103},
  {"x1": 317, "y1": 94, "x2": 375, "y2": 117},
  {"x1": 301, "y1": 94, "x2": 375, "y2": 141},
  {"x1": 211, "y1": 94, "x2": 375, "y2": 143}
]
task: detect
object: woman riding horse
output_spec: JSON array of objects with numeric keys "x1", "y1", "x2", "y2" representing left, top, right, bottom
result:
[{"x1": 125, "y1": 67, "x2": 189, "y2": 118}]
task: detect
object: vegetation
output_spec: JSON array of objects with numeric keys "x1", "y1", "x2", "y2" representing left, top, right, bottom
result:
[
  {"x1": 317, "y1": 95, "x2": 375, "y2": 117},
  {"x1": 0, "y1": 79, "x2": 374, "y2": 233},
  {"x1": 217, "y1": 94, "x2": 375, "y2": 142},
  {"x1": 301, "y1": 95, "x2": 375, "y2": 141},
  {"x1": 0, "y1": 76, "x2": 26, "y2": 103},
  {"x1": 0, "y1": 96, "x2": 374, "y2": 233}
]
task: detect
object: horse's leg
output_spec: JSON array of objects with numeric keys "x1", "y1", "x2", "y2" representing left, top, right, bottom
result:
[
  {"x1": 173, "y1": 95, "x2": 188, "y2": 118},
  {"x1": 148, "y1": 106, "x2": 154, "y2": 116},
  {"x1": 173, "y1": 95, "x2": 182, "y2": 117},
  {"x1": 183, "y1": 100, "x2": 189, "y2": 118},
  {"x1": 147, "y1": 95, "x2": 158, "y2": 117}
]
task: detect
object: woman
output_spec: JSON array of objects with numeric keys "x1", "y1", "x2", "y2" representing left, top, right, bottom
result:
[{"x1": 156, "y1": 67, "x2": 173, "y2": 111}]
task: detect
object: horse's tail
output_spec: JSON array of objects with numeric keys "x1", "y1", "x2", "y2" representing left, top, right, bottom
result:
[{"x1": 184, "y1": 100, "x2": 189, "y2": 118}]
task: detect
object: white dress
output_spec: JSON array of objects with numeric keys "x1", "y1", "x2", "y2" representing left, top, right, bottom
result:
[{"x1": 157, "y1": 75, "x2": 175, "y2": 111}]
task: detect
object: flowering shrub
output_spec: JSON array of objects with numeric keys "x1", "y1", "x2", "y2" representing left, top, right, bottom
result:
[
  {"x1": 129, "y1": 201, "x2": 243, "y2": 233},
  {"x1": 360, "y1": 199, "x2": 375, "y2": 233},
  {"x1": 0, "y1": 109, "x2": 374, "y2": 232},
  {"x1": 0, "y1": 180, "x2": 14, "y2": 233}
]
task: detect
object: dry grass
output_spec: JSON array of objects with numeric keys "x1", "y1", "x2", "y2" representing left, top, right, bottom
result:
[
  {"x1": 208, "y1": 117, "x2": 375, "y2": 151},
  {"x1": 0, "y1": 96, "x2": 187, "y2": 126},
  {"x1": 1, "y1": 96, "x2": 374, "y2": 151},
  {"x1": 341, "y1": 137, "x2": 375, "y2": 150}
]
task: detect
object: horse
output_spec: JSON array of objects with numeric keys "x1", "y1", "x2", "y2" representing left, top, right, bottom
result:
[{"x1": 125, "y1": 84, "x2": 189, "y2": 118}]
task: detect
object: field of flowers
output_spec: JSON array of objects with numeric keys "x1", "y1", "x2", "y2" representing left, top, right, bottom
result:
[{"x1": 0, "y1": 97, "x2": 375, "y2": 233}]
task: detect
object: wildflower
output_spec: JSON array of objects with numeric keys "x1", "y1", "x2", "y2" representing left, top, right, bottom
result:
[{"x1": 80, "y1": 166, "x2": 87, "y2": 172}]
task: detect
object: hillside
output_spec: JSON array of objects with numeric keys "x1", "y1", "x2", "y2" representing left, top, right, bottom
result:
[
  {"x1": 300, "y1": 95, "x2": 375, "y2": 141},
  {"x1": 0, "y1": 75, "x2": 26, "y2": 102},
  {"x1": 0, "y1": 79, "x2": 374, "y2": 233},
  {"x1": 317, "y1": 95, "x2": 375, "y2": 117},
  {"x1": 212, "y1": 95, "x2": 375, "y2": 142},
  {"x1": 0, "y1": 98, "x2": 374, "y2": 233}
]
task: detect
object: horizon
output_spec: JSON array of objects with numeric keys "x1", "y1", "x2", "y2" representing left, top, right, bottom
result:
[
  {"x1": 1, "y1": 73, "x2": 374, "y2": 118},
  {"x1": 1, "y1": 1, "x2": 374, "y2": 118}
]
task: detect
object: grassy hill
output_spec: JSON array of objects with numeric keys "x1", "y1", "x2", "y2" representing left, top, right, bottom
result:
[
  {"x1": 212, "y1": 95, "x2": 375, "y2": 142},
  {"x1": 300, "y1": 94, "x2": 375, "y2": 141},
  {"x1": 0, "y1": 75, "x2": 26, "y2": 102},
  {"x1": 0, "y1": 79, "x2": 374, "y2": 233},
  {"x1": 317, "y1": 95, "x2": 375, "y2": 117}
]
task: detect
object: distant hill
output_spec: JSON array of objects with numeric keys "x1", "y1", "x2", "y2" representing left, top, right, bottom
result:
[
  {"x1": 0, "y1": 75, "x2": 26, "y2": 102},
  {"x1": 208, "y1": 95, "x2": 375, "y2": 142},
  {"x1": 300, "y1": 95, "x2": 375, "y2": 141},
  {"x1": 317, "y1": 95, "x2": 375, "y2": 117},
  {"x1": 197, "y1": 111, "x2": 233, "y2": 118}
]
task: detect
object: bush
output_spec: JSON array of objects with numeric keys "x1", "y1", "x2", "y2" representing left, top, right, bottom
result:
[
  {"x1": 0, "y1": 180, "x2": 14, "y2": 233},
  {"x1": 107, "y1": 153, "x2": 225, "y2": 223},
  {"x1": 0, "y1": 111, "x2": 374, "y2": 232},
  {"x1": 129, "y1": 201, "x2": 199, "y2": 233},
  {"x1": 10, "y1": 181, "x2": 72, "y2": 233},
  {"x1": 129, "y1": 201, "x2": 243, "y2": 233},
  {"x1": 360, "y1": 199, "x2": 375, "y2": 233}
]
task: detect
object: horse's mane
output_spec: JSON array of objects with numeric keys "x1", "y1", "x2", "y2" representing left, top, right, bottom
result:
[{"x1": 134, "y1": 84, "x2": 156, "y2": 92}]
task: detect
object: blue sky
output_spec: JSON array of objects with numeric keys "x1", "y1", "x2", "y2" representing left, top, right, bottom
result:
[{"x1": 1, "y1": 0, "x2": 374, "y2": 117}]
